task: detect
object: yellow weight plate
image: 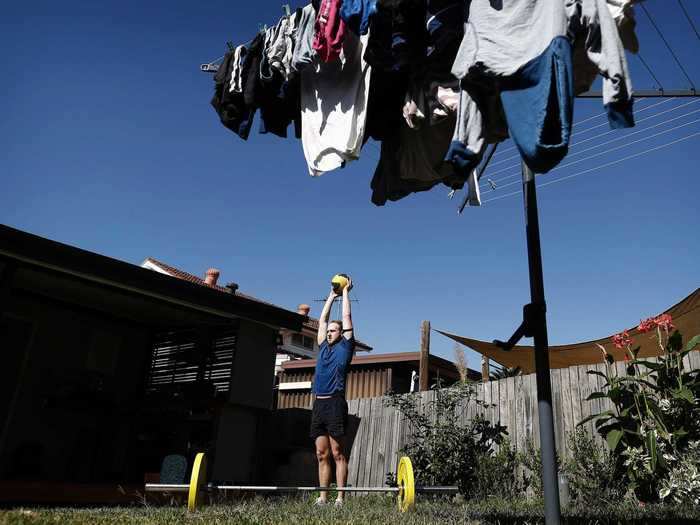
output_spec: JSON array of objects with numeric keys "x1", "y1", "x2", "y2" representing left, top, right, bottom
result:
[
  {"x1": 188, "y1": 452, "x2": 207, "y2": 512},
  {"x1": 396, "y1": 456, "x2": 415, "y2": 512}
]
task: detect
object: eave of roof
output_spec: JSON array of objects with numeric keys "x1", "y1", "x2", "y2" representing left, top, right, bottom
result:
[
  {"x1": 145, "y1": 257, "x2": 373, "y2": 350},
  {"x1": 0, "y1": 224, "x2": 305, "y2": 331},
  {"x1": 281, "y1": 351, "x2": 470, "y2": 375}
]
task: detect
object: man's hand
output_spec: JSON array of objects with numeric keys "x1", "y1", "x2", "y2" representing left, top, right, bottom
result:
[{"x1": 343, "y1": 276, "x2": 353, "y2": 293}]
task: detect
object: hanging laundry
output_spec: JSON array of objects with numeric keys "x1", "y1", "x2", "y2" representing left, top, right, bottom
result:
[
  {"x1": 464, "y1": 168, "x2": 481, "y2": 207},
  {"x1": 292, "y1": 4, "x2": 319, "y2": 73},
  {"x1": 211, "y1": 49, "x2": 256, "y2": 140},
  {"x1": 573, "y1": 0, "x2": 640, "y2": 95},
  {"x1": 498, "y1": 36, "x2": 575, "y2": 174},
  {"x1": 255, "y1": 14, "x2": 302, "y2": 138},
  {"x1": 446, "y1": 87, "x2": 508, "y2": 178},
  {"x1": 606, "y1": 0, "x2": 640, "y2": 53},
  {"x1": 364, "y1": 0, "x2": 426, "y2": 73},
  {"x1": 265, "y1": 14, "x2": 292, "y2": 79},
  {"x1": 368, "y1": 0, "x2": 465, "y2": 205},
  {"x1": 313, "y1": 0, "x2": 347, "y2": 62},
  {"x1": 370, "y1": 115, "x2": 460, "y2": 205},
  {"x1": 242, "y1": 33, "x2": 266, "y2": 109},
  {"x1": 364, "y1": 68, "x2": 407, "y2": 141},
  {"x1": 340, "y1": 0, "x2": 378, "y2": 36},
  {"x1": 301, "y1": 31, "x2": 372, "y2": 176},
  {"x1": 447, "y1": 0, "x2": 634, "y2": 176},
  {"x1": 229, "y1": 45, "x2": 248, "y2": 94},
  {"x1": 208, "y1": 0, "x2": 638, "y2": 208},
  {"x1": 424, "y1": 0, "x2": 464, "y2": 79}
]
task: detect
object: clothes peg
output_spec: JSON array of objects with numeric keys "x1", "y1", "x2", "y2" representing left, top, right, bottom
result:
[
  {"x1": 487, "y1": 178, "x2": 497, "y2": 190},
  {"x1": 447, "y1": 189, "x2": 456, "y2": 199},
  {"x1": 282, "y1": 4, "x2": 291, "y2": 16},
  {"x1": 226, "y1": 41, "x2": 235, "y2": 51}
]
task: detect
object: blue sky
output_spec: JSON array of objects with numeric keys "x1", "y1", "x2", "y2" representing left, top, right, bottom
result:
[{"x1": 2, "y1": 1, "x2": 699, "y2": 371}]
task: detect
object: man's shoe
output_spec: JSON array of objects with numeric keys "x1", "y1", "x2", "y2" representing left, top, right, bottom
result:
[
  {"x1": 313, "y1": 497, "x2": 327, "y2": 506},
  {"x1": 334, "y1": 499, "x2": 344, "y2": 508}
]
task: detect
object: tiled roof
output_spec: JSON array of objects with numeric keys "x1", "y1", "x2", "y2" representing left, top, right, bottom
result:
[
  {"x1": 144, "y1": 257, "x2": 230, "y2": 293},
  {"x1": 144, "y1": 257, "x2": 285, "y2": 307},
  {"x1": 142, "y1": 257, "x2": 371, "y2": 349}
]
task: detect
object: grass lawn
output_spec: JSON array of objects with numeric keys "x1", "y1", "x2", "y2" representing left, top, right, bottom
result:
[
  {"x1": 0, "y1": 496, "x2": 477, "y2": 525},
  {"x1": 2, "y1": 495, "x2": 700, "y2": 524}
]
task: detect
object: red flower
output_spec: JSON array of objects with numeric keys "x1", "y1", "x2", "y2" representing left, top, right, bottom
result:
[
  {"x1": 654, "y1": 314, "x2": 674, "y2": 331},
  {"x1": 612, "y1": 330, "x2": 632, "y2": 350},
  {"x1": 637, "y1": 318, "x2": 655, "y2": 333}
]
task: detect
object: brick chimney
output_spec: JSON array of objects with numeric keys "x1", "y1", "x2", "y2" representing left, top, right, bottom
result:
[
  {"x1": 297, "y1": 304, "x2": 311, "y2": 316},
  {"x1": 204, "y1": 268, "x2": 220, "y2": 287}
]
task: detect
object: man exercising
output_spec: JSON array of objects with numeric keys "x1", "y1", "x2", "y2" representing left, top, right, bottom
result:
[{"x1": 309, "y1": 276, "x2": 354, "y2": 507}]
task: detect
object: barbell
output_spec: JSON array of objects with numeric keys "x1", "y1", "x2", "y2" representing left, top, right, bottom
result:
[{"x1": 144, "y1": 453, "x2": 459, "y2": 512}]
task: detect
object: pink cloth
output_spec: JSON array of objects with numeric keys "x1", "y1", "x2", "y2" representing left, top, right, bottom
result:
[{"x1": 312, "y1": 0, "x2": 347, "y2": 62}]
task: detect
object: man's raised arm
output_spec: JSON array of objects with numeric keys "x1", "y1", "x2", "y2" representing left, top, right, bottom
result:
[
  {"x1": 317, "y1": 290, "x2": 336, "y2": 346},
  {"x1": 342, "y1": 277, "x2": 353, "y2": 340}
]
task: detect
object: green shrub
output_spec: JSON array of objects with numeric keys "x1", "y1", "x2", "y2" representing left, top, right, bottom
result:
[
  {"x1": 520, "y1": 439, "x2": 562, "y2": 500},
  {"x1": 659, "y1": 439, "x2": 700, "y2": 505},
  {"x1": 472, "y1": 438, "x2": 531, "y2": 500},
  {"x1": 563, "y1": 428, "x2": 626, "y2": 505},
  {"x1": 384, "y1": 380, "x2": 527, "y2": 498},
  {"x1": 580, "y1": 317, "x2": 700, "y2": 502}
]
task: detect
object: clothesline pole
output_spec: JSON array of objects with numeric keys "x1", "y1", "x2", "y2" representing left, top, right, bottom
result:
[{"x1": 521, "y1": 160, "x2": 561, "y2": 525}]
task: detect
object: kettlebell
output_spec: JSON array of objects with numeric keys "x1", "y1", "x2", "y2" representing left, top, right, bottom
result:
[{"x1": 331, "y1": 273, "x2": 350, "y2": 294}]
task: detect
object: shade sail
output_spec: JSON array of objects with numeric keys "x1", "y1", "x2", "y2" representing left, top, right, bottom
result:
[{"x1": 436, "y1": 288, "x2": 700, "y2": 374}]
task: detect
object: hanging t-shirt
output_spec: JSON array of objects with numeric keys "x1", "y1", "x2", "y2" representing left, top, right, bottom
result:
[{"x1": 300, "y1": 31, "x2": 372, "y2": 176}]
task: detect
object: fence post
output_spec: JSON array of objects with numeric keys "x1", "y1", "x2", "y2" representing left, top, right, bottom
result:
[{"x1": 419, "y1": 321, "x2": 430, "y2": 391}]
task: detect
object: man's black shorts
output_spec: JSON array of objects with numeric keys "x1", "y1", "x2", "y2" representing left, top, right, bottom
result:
[{"x1": 309, "y1": 395, "x2": 348, "y2": 439}]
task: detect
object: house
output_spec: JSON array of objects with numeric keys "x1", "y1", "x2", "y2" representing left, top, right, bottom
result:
[
  {"x1": 140, "y1": 257, "x2": 373, "y2": 377},
  {"x1": 0, "y1": 224, "x2": 305, "y2": 503},
  {"x1": 277, "y1": 352, "x2": 482, "y2": 409}
]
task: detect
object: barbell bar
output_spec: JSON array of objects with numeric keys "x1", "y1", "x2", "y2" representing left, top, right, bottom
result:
[{"x1": 144, "y1": 453, "x2": 459, "y2": 512}]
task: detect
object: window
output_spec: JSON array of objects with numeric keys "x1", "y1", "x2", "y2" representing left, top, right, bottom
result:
[
  {"x1": 291, "y1": 333, "x2": 315, "y2": 350},
  {"x1": 146, "y1": 328, "x2": 237, "y2": 396}
]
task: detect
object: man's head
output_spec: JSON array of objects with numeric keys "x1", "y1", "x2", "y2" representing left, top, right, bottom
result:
[{"x1": 326, "y1": 320, "x2": 343, "y2": 345}]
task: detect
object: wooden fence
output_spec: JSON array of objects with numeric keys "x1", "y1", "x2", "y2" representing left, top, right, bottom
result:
[{"x1": 343, "y1": 351, "x2": 700, "y2": 488}]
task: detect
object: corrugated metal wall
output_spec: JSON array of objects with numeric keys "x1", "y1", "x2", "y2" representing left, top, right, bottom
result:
[
  {"x1": 277, "y1": 367, "x2": 391, "y2": 409},
  {"x1": 346, "y1": 368, "x2": 390, "y2": 400}
]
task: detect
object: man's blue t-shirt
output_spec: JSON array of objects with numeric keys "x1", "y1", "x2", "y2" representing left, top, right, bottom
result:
[{"x1": 312, "y1": 337, "x2": 355, "y2": 396}]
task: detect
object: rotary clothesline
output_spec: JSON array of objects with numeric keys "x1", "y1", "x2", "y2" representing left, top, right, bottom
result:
[
  {"x1": 202, "y1": 4, "x2": 700, "y2": 523},
  {"x1": 204, "y1": 1, "x2": 699, "y2": 212}
]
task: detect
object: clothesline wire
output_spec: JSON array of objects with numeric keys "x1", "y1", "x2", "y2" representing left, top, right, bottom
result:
[
  {"x1": 677, "y1": 0, "x2": 700, "y2": 42},
  {"x1": 367, "y1": 96, "x2": 671, "y2": 169},
  {"x1": 485, "y1": 97, "x2": 693, "y2": 179},
  {"x1": 480, "y1": 111, "x2": 700, "y2": 193},
  {"x1": 641, "y1": 2, "x2": 696, "y2": 89},
  {"x1": 359, "y1": 100, "x2": 699, "y2": 197},
  {"x1": 207, "y1": 54, "x2": 226, "y2": 67},
  {"x1": 481, "y1": 130, "x2": 700, "y2": 204},
  {"x1": 488, "y1": 98, "x2": 674, "y2": 168},
  {"x1": 479, "y1": 117, "x2": 700, "y2": 196},
  {"x1": 488, "y1": 98, "x2": 653, "y2": 161},
  {"x1": 481, "y1": 104, "x2": 700, "y2": 191},
  {"x1": 635, "y1": 52, "x2": 665, "y2": 90}
]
